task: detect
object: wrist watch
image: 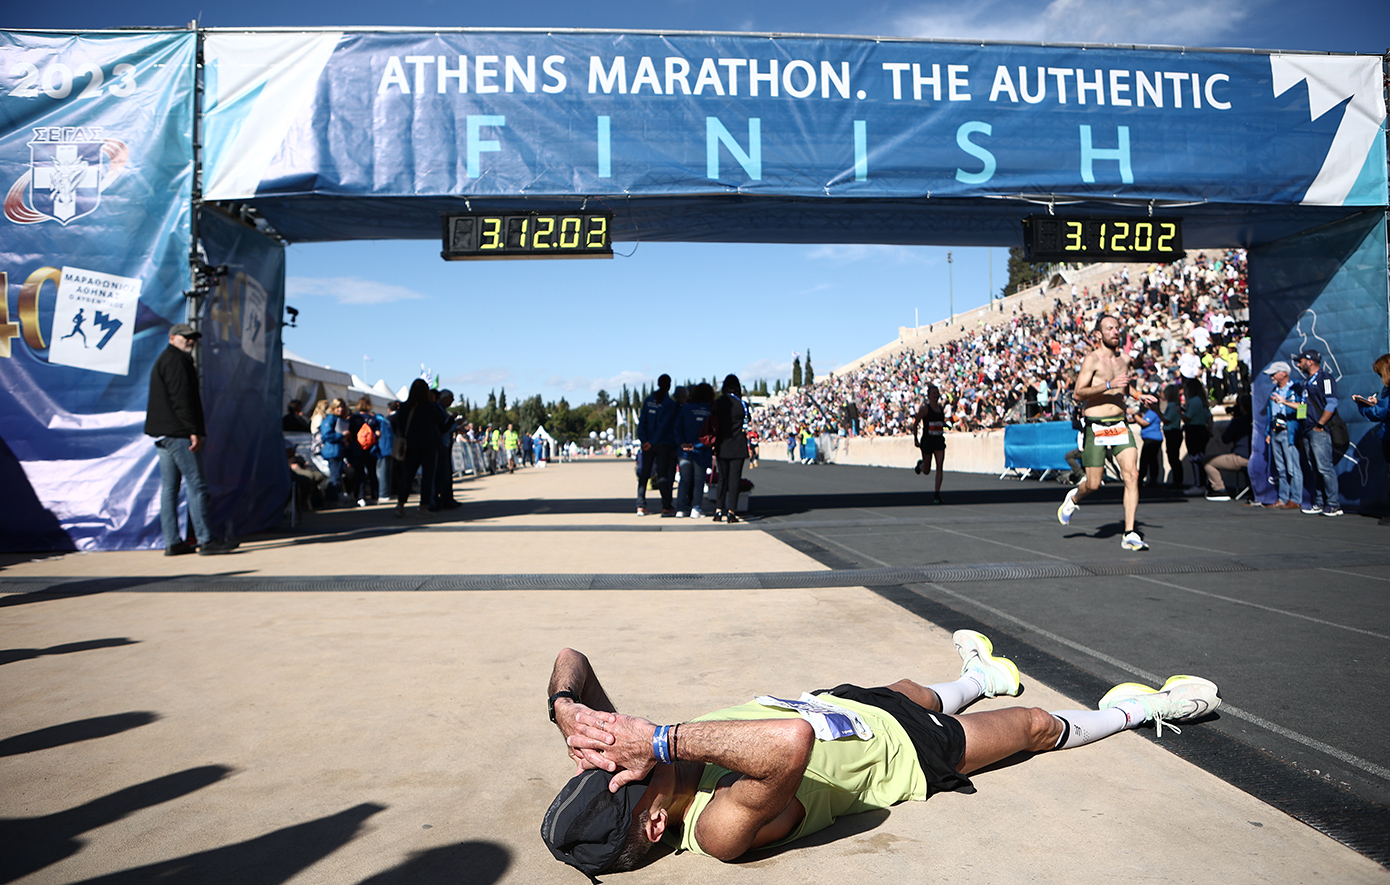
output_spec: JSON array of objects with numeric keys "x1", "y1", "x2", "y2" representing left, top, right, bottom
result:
[{"x1": 548, "y1": 690, "x2": 579, "y2": 723}]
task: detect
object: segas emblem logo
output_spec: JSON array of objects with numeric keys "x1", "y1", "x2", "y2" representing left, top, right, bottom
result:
[{"x1": 4, "y1": 127, "x2": 129, "y2": 226}]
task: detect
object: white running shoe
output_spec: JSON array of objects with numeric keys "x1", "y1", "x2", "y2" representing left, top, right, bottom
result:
[
  {"x1": 1057, "y1": 487, "x2": 1079, "y2": 525},
  {"x1": 1323, "y1": 508, "x2": 1344, "y2": 517},
  {"x1": 1301, "y1": 505, "x2": 1322, "y2": 515},
  {"x1": 690, "y1": 508, "x2": 703, "y2": 519},
  {"x1": 1099, "y1": 675, "x2": 1221, "y2": 737},
  {"x1": 1121, "y1": 530, "x2": 1149, "y2": 551},
  {"x1": 952, "y1": 629, "x2": 1022, "y2": 698},
  {"x1": 674, "y1": 511, "x2": 687, "y2": 518}
]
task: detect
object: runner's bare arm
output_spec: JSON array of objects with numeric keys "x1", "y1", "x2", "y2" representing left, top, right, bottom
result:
[
  {"x1": 549, "y1": 648, "x2": 620, "y2": 772},
  {"x1": 570, "y1": 710, "x2": 814, "y2": 859}
]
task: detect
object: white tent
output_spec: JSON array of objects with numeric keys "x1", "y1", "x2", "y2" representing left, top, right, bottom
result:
[
  {"x1": 282, "y1": 348, "x2": 396, "y2": 413},
  {"x1": 283, "y1": 348, "x2": 353, "y2": 411}
]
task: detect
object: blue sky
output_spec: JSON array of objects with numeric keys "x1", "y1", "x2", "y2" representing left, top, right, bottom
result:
[{"x1": 11, "y1": 1, "x2": 1388, "y2": 405}]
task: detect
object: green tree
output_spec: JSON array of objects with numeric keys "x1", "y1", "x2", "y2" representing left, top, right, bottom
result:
[
  {"x1": 1005, "y1": 247, "x2": 1049, "y2": 297},
  {"x1": 596, "y1": 389, "x2": 610, "y2": 408},
  {"x1": 791, "y1": 356, "x2": 802, "y2": 388},
  {"x1": 484, "y1": 390, "x2": 498, "y2": 426},
  {"x1": 518, "y1": 394, "x2": 546, "y2": 432},
  {"x1": 806, "y1": 349, "x2": 814, "y2": 385}
]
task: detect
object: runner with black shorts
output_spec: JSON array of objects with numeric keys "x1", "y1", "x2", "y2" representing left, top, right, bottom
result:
[{"x1": 911, "y1": 384, "x2": 948, "y2": 504}]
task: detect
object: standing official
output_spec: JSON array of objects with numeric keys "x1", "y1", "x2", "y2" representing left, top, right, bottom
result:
[
  {"x1": 1292, "y1": 349, "x2": 1342, "y2": 517},
  {"x1": 145, "y1": 323, "x2": 234, "y2": 555}
]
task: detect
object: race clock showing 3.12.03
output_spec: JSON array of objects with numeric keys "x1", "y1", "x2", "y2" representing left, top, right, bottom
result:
[
  {"x1": 1023, "y1": 215, "x2": 1183, "y2": 263},
  {"x1": 441, "y1": 212, "x2": 613, "y2": 260}
]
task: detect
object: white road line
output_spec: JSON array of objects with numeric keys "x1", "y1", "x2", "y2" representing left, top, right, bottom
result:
[
  {"x1": 1320, "y1": 566, "x2": 1390, "y2": 583},
  {"x1": 1127, "y1": 574, "x2": 1390, "y2": 641},
  {"x1": 920, "y1": 581, "x2": 1390, "y2": 785}
]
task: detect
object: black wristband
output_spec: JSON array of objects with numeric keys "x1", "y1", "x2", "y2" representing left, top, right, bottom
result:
[{"x1": 548, "y1": 690, "x2": 579, "y2": 723}]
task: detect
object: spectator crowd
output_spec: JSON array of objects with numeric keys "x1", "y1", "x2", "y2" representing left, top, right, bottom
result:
[{"x1": 752, "y1": 250, "x2": 1252, "y2": 444}]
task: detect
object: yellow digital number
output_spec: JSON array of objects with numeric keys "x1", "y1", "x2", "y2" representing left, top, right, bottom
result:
[
  {"x1": 480, "y1": 217, "x2": 502, "y2": 250},
  {"x1": 560, "y1": 216, "x2": 581, "y2": 249},
  {"x1": 1111, "y1": 221, "x2": 1129, "y2": 252},
  {"x1": 518, "y1": 218, "x2": 529, "y2": 249},
  {"x1": 533, "y1": 216, "x2": 554, "y2": 249},
  {"x1": 1158, "y1": 223, "x2": 1176, "y2": 252},
  {"x1": 1065, "y1": 221, "x2": 1082, "y2": 251},
  {"x1": 1135, "y1": 222, "x2": 1153, "y2": 252},
  {"x1": 587, "y1": 216, "x2": 609, "y2": 249}
]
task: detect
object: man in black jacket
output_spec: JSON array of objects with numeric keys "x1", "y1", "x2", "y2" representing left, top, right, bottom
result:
[{"x1": 144, "y1": 323, "x2": 233, "y2": 555}]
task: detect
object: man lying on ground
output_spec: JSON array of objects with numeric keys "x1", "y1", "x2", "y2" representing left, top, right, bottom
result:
[{"x1": 541, "y1": 633, "x2": 1220, "y2": 877}]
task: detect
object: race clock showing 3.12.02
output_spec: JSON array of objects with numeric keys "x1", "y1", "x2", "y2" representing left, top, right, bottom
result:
[
  {"x1": 1023, "y1": 215, "x2": 1183, "y2": 262},
  {"x1": 441, "y1": 212, "x2": 613, "y2": 260}
]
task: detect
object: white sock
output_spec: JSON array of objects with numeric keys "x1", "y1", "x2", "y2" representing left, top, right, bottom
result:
[
  {"x1": 929, "y1": 674, "x2": 984, "y2": 715},
  {"x1": 1050, "y1": 708, "x2": 1130, "y2": 749}
]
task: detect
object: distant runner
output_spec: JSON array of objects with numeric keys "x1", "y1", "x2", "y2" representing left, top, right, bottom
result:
[
  {"x1": 1057, "y1": 315, "x2": 1158, "y2": 551},
  {"x1": 910, "y1": 384, "x2": 947, "y2": 504}
]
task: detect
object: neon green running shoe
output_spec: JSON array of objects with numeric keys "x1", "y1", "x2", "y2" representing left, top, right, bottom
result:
[
  {"x1": 952, "y1": 629, "x2": 1022, "y2": 698},
  {"x1": 1099, "y1": 675, "x2": 1221, "y2": 736}
]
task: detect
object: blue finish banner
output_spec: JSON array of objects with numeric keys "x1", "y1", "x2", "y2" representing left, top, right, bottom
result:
[
  {"x1": 202, "y1": 31, "x2": 1387, "y2": 214},
  {"x1": 0, "y1": 31, "x2": 196, "y2": 551},
  {"x1": 197, "y1": 208, "x2": 292, "y2": 541}
]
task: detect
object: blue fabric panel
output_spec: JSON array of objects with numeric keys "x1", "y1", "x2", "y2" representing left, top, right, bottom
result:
[
  {"x1": 0, "y1": 31, "x2": 196, "y2": 551},
  {"x1": 1249, "y1": 211, "x2": 1389, "y2": 509},
  {"x1": 196, "y1": 208, "x2": 292, "y2": 539},
  {"x1": 1004, "y1": 421, "x2": 1076, "y2": 472}
]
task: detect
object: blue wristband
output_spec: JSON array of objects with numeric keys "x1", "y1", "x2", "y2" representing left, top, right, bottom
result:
[{"x1": 652, "y1": 724, "x2": 672, "y2": 764}]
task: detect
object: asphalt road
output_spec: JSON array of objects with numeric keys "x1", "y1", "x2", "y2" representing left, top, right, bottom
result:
[{"x1": 741, "y1": 458, "x2": 1390, "y2": 861}]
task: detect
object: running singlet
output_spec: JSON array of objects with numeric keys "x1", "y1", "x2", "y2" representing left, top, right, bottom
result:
[
  {"x1": 923, "y1": 405, "x2": 945, "y2": 436},
  {"x1": 664, "y1": 696, "x2": 928, "y2": 856}
]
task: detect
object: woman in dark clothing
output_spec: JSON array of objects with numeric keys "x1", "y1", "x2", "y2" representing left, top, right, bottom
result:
[
  {"x1": 1182, "y1": 377, "x2": 1213, "y2": 492},
  {"x1": 712, "y1": 374, "x2": 750, "y2": 524},
  {"x1": 1161, "y1": 384, "x2": 1184, "y2": 488},
  {"x1": 347, "y1": 396, "x2": 381, "y2": 505},
  {"x1": 392, "y1": 379, "x2": 448, "y2": 516}
]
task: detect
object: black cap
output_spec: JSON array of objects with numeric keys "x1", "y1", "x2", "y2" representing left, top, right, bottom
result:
[
  {"x1": 1291, "y1": 348, "x2": 1321, "y2": 363},
  {"x1": 541, "y1": 769, "x2": 652, "y2": 878}
]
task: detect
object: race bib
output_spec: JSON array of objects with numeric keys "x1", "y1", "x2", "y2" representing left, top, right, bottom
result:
[
  {"x1": 754, "y1": 693, "x2": 874, "y2": 741},
  {"x1": 1092, "y1": 422, "x2": 1131, "y2": 446}
]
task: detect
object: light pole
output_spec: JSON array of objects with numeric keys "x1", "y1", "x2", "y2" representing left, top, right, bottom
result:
[{"x1": 947, "y1": 250, "x2": 954, "y2": 327}]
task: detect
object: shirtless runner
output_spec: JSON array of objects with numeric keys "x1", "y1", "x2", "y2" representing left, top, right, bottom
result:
[{"x1": 1057, "y1": 314, "x2": 1158, "y2": 551}]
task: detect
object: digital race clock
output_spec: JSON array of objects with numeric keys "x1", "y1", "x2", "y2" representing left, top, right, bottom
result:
[
  {"x1": 1023, "y1": 215, "x2": 1183, "y2": 263},
  {"x1": 441, "y1": 212, "x2": 613, "y2": 260}
]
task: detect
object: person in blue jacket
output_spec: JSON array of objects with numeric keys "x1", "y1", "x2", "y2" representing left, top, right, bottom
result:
[
  {"x1": 1352, "y1": 353, "x2": 1390, "y2": 525},
  {"x1": 318, "y1": 398, "x2": 349, "y2": 505},
  {"x1": 636, "y1": 374, "x2": 679, "y2": 516},
  {"x1": 374, "y1": 401, "x2": 397, "y2": 507},
  {"x1": 674, "y1": 383, "x2": 715, "y2": 517},
  {"x1": 1263, "y1": 362, "x2": 1303, "y2": 509}
]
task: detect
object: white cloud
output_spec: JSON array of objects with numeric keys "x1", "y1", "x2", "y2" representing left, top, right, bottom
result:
[
  {"x1": 287, "y1": 276, "x2": 427, "y2": 305},
  {"x1": 544, "y1": 370, "x2": 654, "y2": 395},
  {"x1": 444, "y1": 367, "x2": 512, "y2": 388},
  {"x1": 804, "y1": 243, "x2": 934, "y2": 266},
  {"x1": 741, "y1": 358, "x2": 792, "y2": 382},
  {"x1": 888, "y1": 0, "x2": 1257, "y2": 47}
]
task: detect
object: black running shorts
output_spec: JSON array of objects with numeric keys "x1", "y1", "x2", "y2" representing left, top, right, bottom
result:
[{"x1": 814, "y1": 683, "x2": 976, "y2": 797}]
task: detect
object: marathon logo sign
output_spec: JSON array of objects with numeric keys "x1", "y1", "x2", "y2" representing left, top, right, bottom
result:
[
  {"x1": 4, "y1": 128, "x2": 129, "y2": 226},
  {"x1": 47, "y1": 266, "x2": 140, "y2": 376}
]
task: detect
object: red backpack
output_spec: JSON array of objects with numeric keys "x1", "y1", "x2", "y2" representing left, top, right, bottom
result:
[{"x1": 356, "y1": 416, "x2": 378, "y2": 450}]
